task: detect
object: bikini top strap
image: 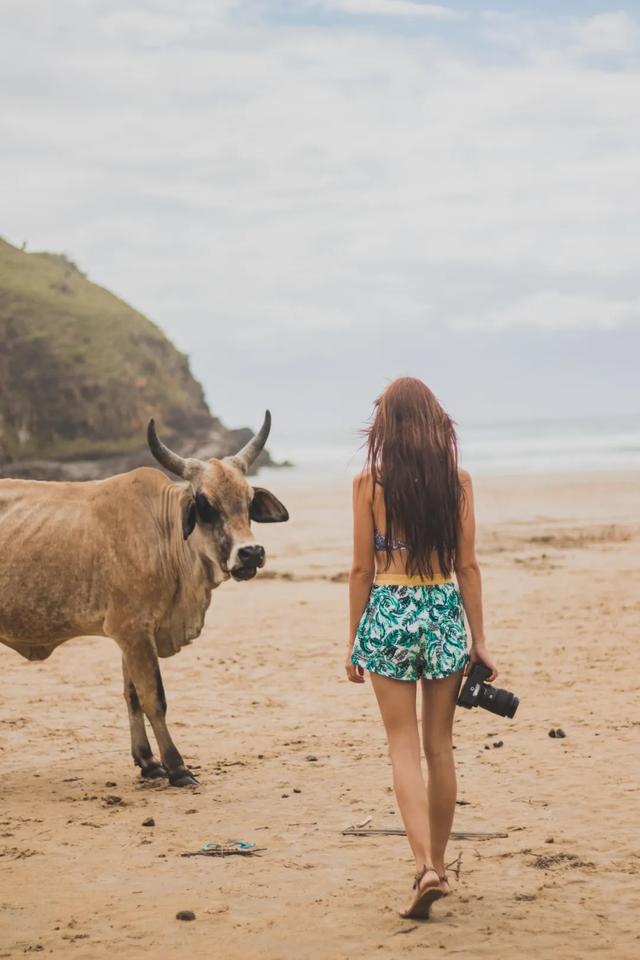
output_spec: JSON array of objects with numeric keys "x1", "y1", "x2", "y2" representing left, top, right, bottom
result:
[{"x1": 374, "y1": 529, "x2": 409, "y2": 551}]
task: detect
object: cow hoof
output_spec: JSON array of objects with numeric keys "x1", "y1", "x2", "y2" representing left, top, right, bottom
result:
[
  {"x1": 170, "y1": 771, "x2": 199, "y2": 788},
  {"x1": 141, "y1": 763, "x2": 168, "y2": 780}
]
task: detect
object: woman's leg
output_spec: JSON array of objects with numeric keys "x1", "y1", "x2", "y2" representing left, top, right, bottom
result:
[
  {"x1": 369, "y1": 672, "x2": 433, "y2": 871},
  {"x1": 420, "y1": 669, "x2": 464, "y2": 881}
]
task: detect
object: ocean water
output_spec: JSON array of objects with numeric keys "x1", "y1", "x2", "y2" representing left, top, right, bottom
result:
[{"x1": 259, "y1": 414, "x2": 640, "y2": 482}]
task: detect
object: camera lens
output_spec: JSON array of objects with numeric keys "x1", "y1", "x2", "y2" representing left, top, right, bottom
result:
[
  {"x1": 479, "y1": 683, "x2": 519, "y2": 719},
  {"x1": 493, "y1": 688, "x2": 519, "y2": 719}
]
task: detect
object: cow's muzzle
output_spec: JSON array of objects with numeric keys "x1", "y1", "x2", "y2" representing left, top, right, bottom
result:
[{"x1": 231, "y1": 544, "x2": 266, "y2": 581}]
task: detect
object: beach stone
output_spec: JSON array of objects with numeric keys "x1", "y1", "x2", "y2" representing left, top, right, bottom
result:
[
  {"x1": 293, "y1": 788, "x2": 302, "y2": 794},
  {"x1": 305, "y1": 754, "x2": 318, "y2": 762},
  {"x1": 493, "y1": 741, "x2": 504, "y2": 748},
  {"x1": 104, "y1": 795, "x2": 123, "y2": 805},
  {"x1": 545, "y1": 837, "x2": 555, "y2": 843},
  {"x1": 141, "y1": 817, "x2": 155, "y2": 827},
  {"x1": 548, "y1": 729, "x2": 557, "y2": 738},
  {"x1": 176, "y1": 911, "x2": 196, "y2": 922},
  {"x1": 555, "y1": 728, "x2": 567, "y2": 738}
]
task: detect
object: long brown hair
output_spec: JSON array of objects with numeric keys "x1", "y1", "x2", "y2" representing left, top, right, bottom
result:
[{"x1": 365, "y1": 377, "x2": 463, "y2": 578}]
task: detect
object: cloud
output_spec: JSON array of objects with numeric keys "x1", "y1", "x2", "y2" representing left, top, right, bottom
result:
[
  {"x1": 575, "y1": 12, "x2": 638, "y2": 56},
  {"x1": 481, "y1": 9, "x2": 639, "y2": 63},
  {"x1": 310, "y1": 0, "x2": 459, "y2": 20},
  {"x1": 453, "y1": 292, "x2": 640, "y2": 332},
  {"x1": 1, "y1": 1, "x2": 639, "y2": 429}
]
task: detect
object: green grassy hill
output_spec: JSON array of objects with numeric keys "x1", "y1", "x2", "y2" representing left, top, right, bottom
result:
[{"x1": 0, "y1": 238, "x2": 215, "y2": 465}]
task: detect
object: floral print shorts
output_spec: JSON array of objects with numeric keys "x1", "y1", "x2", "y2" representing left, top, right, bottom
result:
[{"x1": 351, "y1": 582, "x2": 469, "y2": 682}]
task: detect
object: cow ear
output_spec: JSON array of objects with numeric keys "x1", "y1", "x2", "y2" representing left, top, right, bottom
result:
[
  {"x1": 182, "y1": 498, "x2": 197, "y2": 539},
  {"x1": 250, "y1": 487, "x2": 289, "y2": 523}
]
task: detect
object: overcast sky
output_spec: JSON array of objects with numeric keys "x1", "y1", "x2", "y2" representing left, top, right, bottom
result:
[{"x1": 2, "y1": 1, "x2": 639, "y2": 441}]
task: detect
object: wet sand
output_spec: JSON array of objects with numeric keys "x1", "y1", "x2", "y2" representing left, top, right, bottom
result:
[{"x1": 1, "y1": 470, "x2": 639, "y2": 959}]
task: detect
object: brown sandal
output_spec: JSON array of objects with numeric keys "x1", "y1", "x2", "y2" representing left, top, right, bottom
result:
[{"x1": 399, "y1": 865, "x2": 445, "y2": 920}]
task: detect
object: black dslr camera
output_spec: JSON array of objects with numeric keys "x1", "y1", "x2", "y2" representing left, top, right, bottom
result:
[{"x1": 457, "y1": 663, "x2": 519, "y2": 718}]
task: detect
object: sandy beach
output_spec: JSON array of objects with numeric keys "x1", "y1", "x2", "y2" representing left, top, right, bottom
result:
[{"x1": 1, "y1": 469, "x2": 639, "y2": 960}]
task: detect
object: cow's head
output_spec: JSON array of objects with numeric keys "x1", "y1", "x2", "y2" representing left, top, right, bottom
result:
[{"x1": 147, "y1": 411, "x2": 289, "y2": 581}]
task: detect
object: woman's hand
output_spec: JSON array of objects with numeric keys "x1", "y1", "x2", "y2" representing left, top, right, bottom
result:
[
  {"x1": 345, "y1": 651, "x2": 365, "y2": 683},
  {"x1": 466, "y1": 643, "x2": 498, "y2": 682}
]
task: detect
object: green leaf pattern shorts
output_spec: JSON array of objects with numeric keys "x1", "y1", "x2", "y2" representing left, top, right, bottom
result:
[{"x1": 351, "y1": 582, "x2": 469, "y2": 681}]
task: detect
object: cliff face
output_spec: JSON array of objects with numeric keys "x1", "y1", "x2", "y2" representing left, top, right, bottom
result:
[{"x1": 0, "y1": 239, "x2": 269, "y2": 479}]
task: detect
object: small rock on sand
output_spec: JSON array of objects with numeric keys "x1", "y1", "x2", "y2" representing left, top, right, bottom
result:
[
  {"x1": 176, "y1": 910, "x2": 196, "y2": 921},
  {"x1": 141, "y1": 817, "x2": 155, "y2": 827}
]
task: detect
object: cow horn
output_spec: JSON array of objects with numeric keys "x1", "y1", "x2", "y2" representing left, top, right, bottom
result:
[
  {"x1": 147, "y1": 419, "x2": 201, "y2": 480},
  {"x1": 228, "y1": 409, "x2": 271, "y2": 473}
]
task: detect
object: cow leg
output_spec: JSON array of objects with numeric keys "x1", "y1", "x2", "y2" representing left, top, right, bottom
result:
[
  {"x1": 122, "y1": 657, "x2": 167, "y2": 779},
  {"x1": 120, "y1": 641, "x2": 198, "y2": 787}
]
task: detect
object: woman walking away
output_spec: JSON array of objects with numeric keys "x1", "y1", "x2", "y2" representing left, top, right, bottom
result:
[{"x1": 345, "y1": 377, "x2": 497, "y2": 920}]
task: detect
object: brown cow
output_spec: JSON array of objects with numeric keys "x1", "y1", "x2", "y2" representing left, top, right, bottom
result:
[{"x1": 0, "y1": 411, "x2": 288, "y2": 785}]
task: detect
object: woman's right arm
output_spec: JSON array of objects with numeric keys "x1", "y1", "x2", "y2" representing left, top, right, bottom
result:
[
  {"x1": 454, "y1": 470, "x2": 498, "y2": 681},
  {"x1": 346, "y1": 472, "x2": 375, "y2": 683}
]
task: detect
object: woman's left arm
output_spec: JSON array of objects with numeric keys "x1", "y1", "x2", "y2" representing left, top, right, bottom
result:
[{"x1": 346, "y1": 473, "x2": 375, "y2": 683}]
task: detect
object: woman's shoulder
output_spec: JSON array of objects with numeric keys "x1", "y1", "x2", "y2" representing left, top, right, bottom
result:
[
  {"x1": 458, "y1": 467, "x2": 472, "y2": 486},
  {"x1": 352, "y1": 470, "x2": 374, "y2": 500}
]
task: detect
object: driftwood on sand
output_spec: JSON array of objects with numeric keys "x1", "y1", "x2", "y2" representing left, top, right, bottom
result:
[{"x1": 342, "y1": 817, "x2": 508, "y2": 841}]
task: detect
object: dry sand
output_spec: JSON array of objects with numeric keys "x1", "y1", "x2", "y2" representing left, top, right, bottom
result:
[{"x1": 1, "y1": 470, "x2": 639, "y2": 959}]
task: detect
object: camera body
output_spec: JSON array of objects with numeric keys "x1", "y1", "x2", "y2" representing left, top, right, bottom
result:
[{"x1": 457, "y1": 662, "x2": 519, "y2": 719}]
